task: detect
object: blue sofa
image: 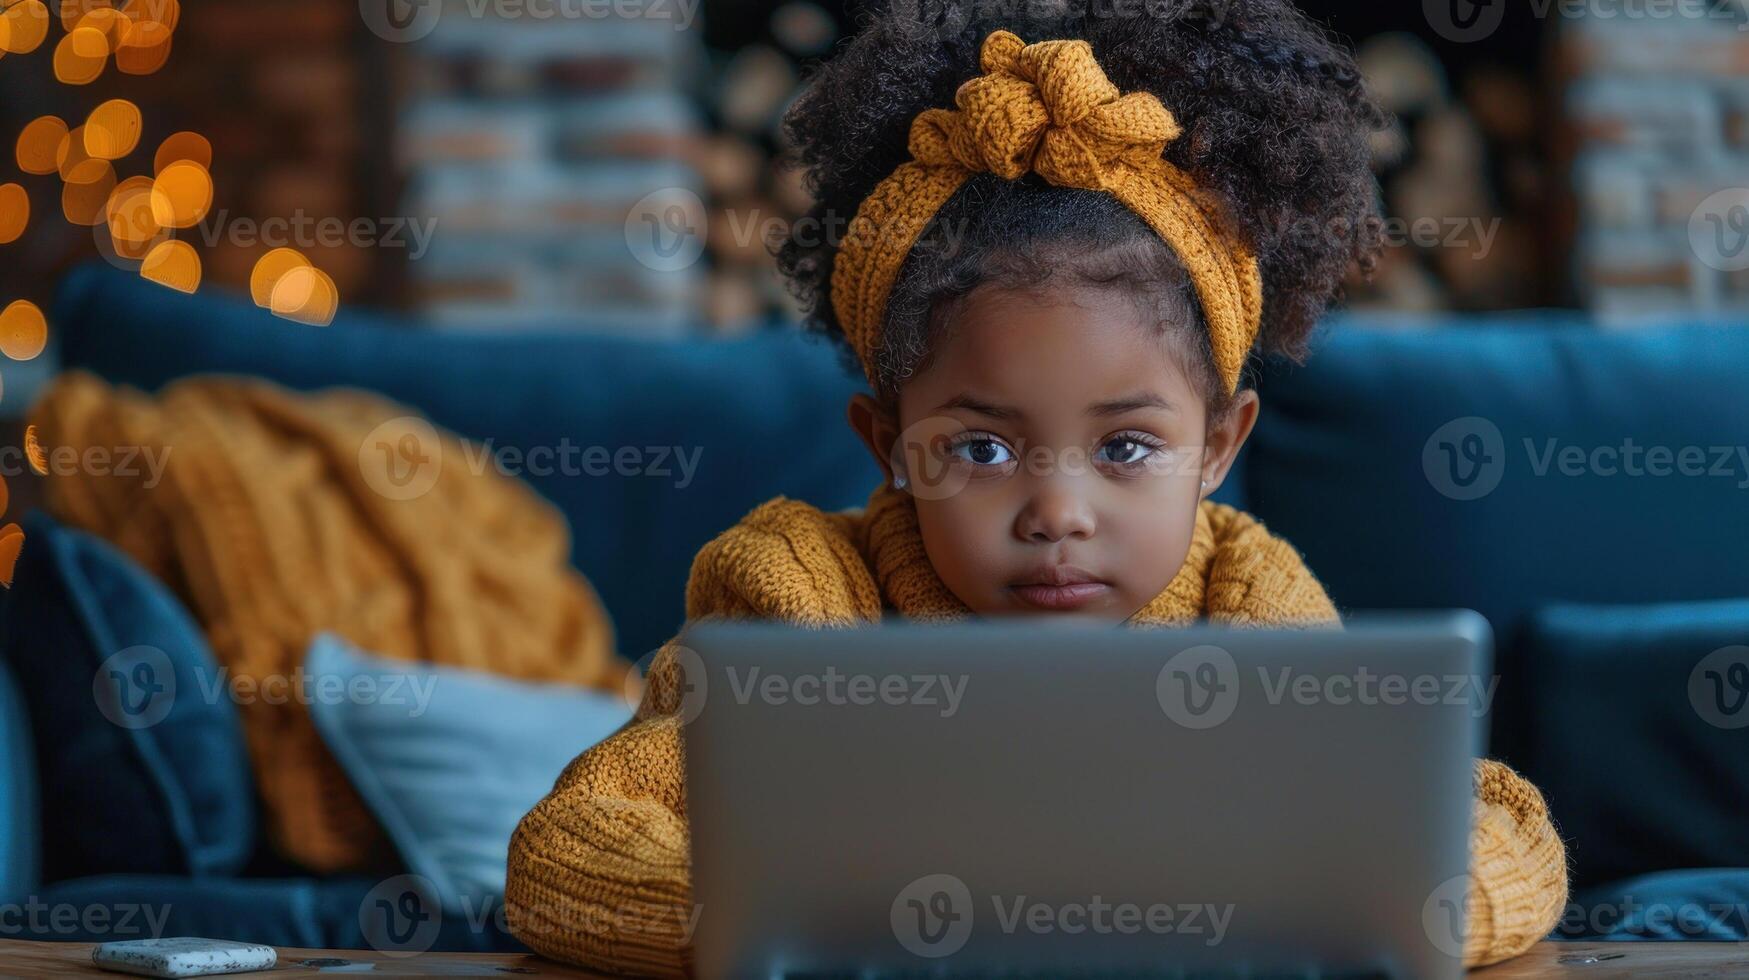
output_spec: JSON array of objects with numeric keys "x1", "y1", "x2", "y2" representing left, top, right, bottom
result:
[{"x1": 3, "y1": 264, "x2": 1747, "y2": 949}]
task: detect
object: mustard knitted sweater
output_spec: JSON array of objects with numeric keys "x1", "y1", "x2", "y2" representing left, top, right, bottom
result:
[{"x1": 505, "y1": 484, "x2": 1567, "y2": 975}]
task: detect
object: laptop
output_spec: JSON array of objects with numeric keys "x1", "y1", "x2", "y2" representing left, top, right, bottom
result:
[{"x1": 680, "y1": 611, "x2": 1490, "y2": 979}]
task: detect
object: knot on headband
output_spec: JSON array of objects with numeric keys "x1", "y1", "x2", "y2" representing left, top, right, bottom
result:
[
  {"x1": 831, "y1": 29, "x2": 1263, "y2": 396},
  {"x1": 911, "y1": 30, "x2": 1181, "y2": 190}
]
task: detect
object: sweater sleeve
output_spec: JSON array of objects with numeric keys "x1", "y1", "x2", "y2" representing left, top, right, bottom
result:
[
  {"x1": 504, "y1": 497, "x2": 877, "y2": 975},
  {"x1": 1463, "y1": 758, "x2": 1569, "y2": 967},
  {"x1": 1207, "y1": 507, "x2": 1569, "y2": 969},
  {"x1": 504, "y1": 638, "x2": 695, "y2": 977}
]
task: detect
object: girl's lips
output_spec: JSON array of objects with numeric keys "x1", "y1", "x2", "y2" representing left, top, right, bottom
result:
[{"x1": 1008, "y1": 581, "x2": 1112, "y2": 611}]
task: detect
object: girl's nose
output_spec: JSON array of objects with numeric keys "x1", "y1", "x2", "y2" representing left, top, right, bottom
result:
[{"x1": 1013, "y1": 483, "x2": 1096, "y2": 543}]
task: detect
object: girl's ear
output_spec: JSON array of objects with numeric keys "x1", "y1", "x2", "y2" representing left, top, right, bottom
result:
[
  {"x1": 847, "y1": 392, "x2": 901, "y2": 484},
  {"x1": 1199, "y1": 388, "x2": 1260, "y2": 499}
]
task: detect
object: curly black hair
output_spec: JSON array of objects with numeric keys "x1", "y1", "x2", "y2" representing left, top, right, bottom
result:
[{"x1": 775, "y1": 0, "x2": 1387, "y2": 416}]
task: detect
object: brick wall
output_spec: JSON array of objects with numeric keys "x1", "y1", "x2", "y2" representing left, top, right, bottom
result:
[
  {"x1": 392, "y1": 0, "x2": 706, "y2": 333},
  {"x1": 1559, "y1": 13, "x2": 1749, "y2": 320}
]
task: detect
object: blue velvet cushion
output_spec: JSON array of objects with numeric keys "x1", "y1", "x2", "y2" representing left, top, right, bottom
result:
[
  {"x1": 1563, "y1": 868, "x2": 1749, "y2": 941},
  {"x1": 0, "y1": 658, "x2": 40, "y2": 901},
  {"x1": 303, "y1": 634, "x2": 632, "y2": 914},
  {"x1": 0, "y1": 512, "x2": 255, "y2": 881},
  {"x1": 1249, "y1": 317, "x2": 1749, "y2": 758},
  {"x1": 51, "y1": 264, "x2": 882, "y2": 661},
  {"x1": 1520, "y1": 599, "x2": 1749, "y2": 889}
]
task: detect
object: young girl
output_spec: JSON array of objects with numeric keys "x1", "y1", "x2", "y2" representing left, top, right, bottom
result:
[{"x1": 506, "y1": 3, "x2": 1567, "y2": 973}]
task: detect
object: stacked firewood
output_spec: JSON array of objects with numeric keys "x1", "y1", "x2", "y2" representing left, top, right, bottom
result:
[{"x1": 1347, "y1": 32, "x2": 1549, "y2": 313}]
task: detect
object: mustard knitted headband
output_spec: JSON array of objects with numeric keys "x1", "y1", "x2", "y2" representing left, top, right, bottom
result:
[{"x1": 830, "y1": 29, "x2": 1264, "y2": 395}]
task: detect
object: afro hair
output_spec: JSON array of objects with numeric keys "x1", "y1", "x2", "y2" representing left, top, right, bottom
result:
[{"x1": 775, "y1": 0, "x2": 1388, "y2": 403}]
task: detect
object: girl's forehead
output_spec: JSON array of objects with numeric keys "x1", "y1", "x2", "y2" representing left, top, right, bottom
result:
[
  {"x1": 902, "y1": 286, "x2": 1204, "y2": 417},
  {"x1": 948, "y1": 287, "x2": 1190, "y2": 370}
]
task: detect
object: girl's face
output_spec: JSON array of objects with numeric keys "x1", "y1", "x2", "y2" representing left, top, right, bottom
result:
[{"x1": 850, "y1": 283, "x2": 1258, "y2": 621}]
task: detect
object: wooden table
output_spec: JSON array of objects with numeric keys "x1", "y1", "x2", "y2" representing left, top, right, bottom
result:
[
  {"x1": 1470, "y1": 941, "x2": 1749, "y2": 977},
  {"x1": 3, "y1": 938, "x2": 1744, "y2": 977}
]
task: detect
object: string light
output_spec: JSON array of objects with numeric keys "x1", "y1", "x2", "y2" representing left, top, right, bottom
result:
[
  {"x1": 0, "y1": 523, "x2": 21, "y2": 588},
  {"x1": 0, "y1": 300, "x2": 47, "y2": 360},
  {"x1": 0, "y1": 183, "x2": 26, "y2": 244},
  {"x1": 268, "y1": 265, "x2": 339, "y2": 327},
  {"x1": 0, "y1": 0, "x2": 356, "y2": 586},
  {"x1": 82, "y1": 98, "x2": 141, "y2": 159},
  {"x1": 152, "y1": 130, "x2": 208, "y2": 173},
  {"x1": 51, "y1": 25, "x2": 108, "y2": 85},
  {"x1": 249, "y1": 247, "x2": 311, "y2": 306},
  {"x1": 140, "y1": 238, "x2": 199, "y2": 293},
  {"x1": 16, "y1": 115, "x2": 67, "y2": 174},
  {"x1": 0, "y1": 0, "x2": 50, "y2": 56}
]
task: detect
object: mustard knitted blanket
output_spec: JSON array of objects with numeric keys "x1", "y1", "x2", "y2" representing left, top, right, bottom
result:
[
  {"x1": 33, "y1": 372, "x2": 628, "y2": 872},
  {"x1": 505, "y1": 484, "x2": 1568, "y2": 975}
]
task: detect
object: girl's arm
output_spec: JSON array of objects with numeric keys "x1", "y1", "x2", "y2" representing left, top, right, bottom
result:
[
  {"x1": 504, "y1": 497, "x2": 873, "y2": 975},
  {"x1": 505, "y1": 640, "x2": 695, "y2": 978},
  {"x1": 1464, "y1": 758, "x2": 1570, "y2": 966},
  {"x1": 1211, "y1": 510, "x2": 1569, "y2": 966}
]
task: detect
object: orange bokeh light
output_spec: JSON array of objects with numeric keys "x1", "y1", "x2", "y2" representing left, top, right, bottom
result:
[
  {"x1": 153, "y1": 131, "x2": 211, "y2": 175},
  {"x1": 57, "y1": 124, "x2": 97, "y2": 180},
  {"x1": 249, "y1": 247, "x2": 311, "y2": 307},
  {"x1": 0, "y1": 184, "x2": 28, "y2": 245},
  {"x1": 0, "y1": 300, "x2": 49, "y2": 361},
  {"x1": 0, "y1": 524, "x2": 23, "y2": 588},
  {"x1": 63, "y1": 158, "x2": 110, "y2": 186},
  {"x1": 269, "y1": 265, "x2": 339, "y2": 326},
  {"x1": 73, "y1": 6, "x2": 130, "y2": 46},
  {"x1": 150, "y1": 160, "x2": 212, "y2": 228},
  {"x1": 25, "y1": 425, "x2": 48, "y2": 476},
  {"x1": 130, "y1": 0, "x2": 179, "y2": 33},
  {"x1": 140, "y1": 239, "x2": 201, "y2": 293},
  {"x1": 84, "y1": 99, "x2": 143, "y2": 160},
  {"x1": 115, "y1": 19, "x2": 169, "y2": 75},
  {"x1": 52, "y1": 26, "x2": 108, "y2": 85},
  {"x1": 105, "y1": 176, "x2": 163, "y2": 258},
  {"x1": 62, "y1": 160, "x2": 117, "y2": 225},
  {"x1": 16, "y1": 116, "x2": 67, "y2": 175},
  {"x1": 0, "y1": 0, "x2": 51, "y2": 56},
  {"x1": 58, "y1": 0, "x2": 111, "y2": 31}
]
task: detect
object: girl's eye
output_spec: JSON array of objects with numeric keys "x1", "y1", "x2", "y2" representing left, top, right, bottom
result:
[
  {"x1": 947, "y1": 436, "x2": 1014, "y2": 468},
  {"x1": 1096, "y1": 433, "x2": 1166, "y2": 470}
]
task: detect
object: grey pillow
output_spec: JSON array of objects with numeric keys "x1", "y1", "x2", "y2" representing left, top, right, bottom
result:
[{"x1": 305, "y1": 634, "x2": 632, "y2": 912}]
